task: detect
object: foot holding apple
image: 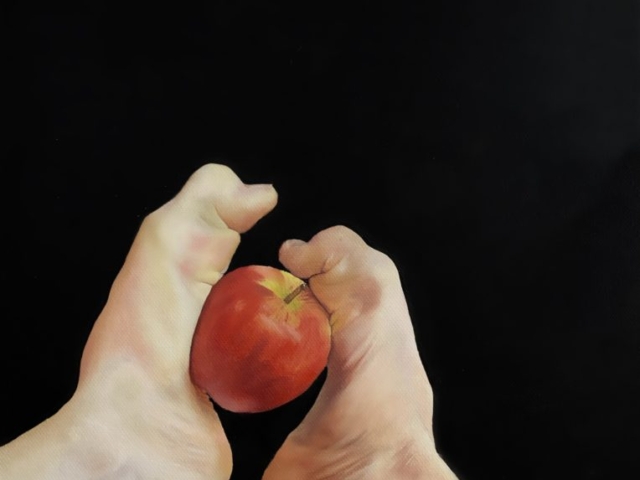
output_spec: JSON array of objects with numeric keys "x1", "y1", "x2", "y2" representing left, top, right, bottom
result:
[
  {"x1": 263, "y1": 226, "x2": 458, "y2": 479},
  {"x1": 0, "y1": 164, "x2": 277, "y2": 479}
]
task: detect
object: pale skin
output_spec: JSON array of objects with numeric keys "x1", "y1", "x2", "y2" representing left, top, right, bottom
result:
[{"x1": 0, "y1": 164, "x2": 458, "y2": 479}]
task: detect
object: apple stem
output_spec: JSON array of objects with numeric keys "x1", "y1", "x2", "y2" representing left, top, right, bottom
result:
[{"x1": 284, "y1": 283, "x2": 306, "y2": 304}]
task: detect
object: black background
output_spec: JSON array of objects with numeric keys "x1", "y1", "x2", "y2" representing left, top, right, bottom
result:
[{"x1": 3, "y1": 1, "x2": 640, "y2": 479}]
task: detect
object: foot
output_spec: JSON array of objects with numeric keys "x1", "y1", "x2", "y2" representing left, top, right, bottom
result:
[
  {"x1": 263, "y1": 226, "x2": 457, "y2": 480},
  {"x1": 69, "y1": 164, "x2": 277, "y2": 479}
]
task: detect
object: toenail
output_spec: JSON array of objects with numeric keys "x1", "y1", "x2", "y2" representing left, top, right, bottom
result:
[{"x1": 284, "y1": 239, "x2": 306, "y2": 248}]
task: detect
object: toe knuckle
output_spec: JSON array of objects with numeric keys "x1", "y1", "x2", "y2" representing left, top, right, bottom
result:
[
  {"x1": 197, "y1": 163, "x2": 233, "y2": 178},
  {"x1": 316, "y1": 225, "x2": 364, "y2": 248},
  {"x1": 366, "y1": 249, "x2": 400, "y2": 279},
  {"x1": 140, "y1": 207, "x2": 163, "y2": 234},
  {"x1": 139, "y1": 204, "x2": 184, "y2": 246},
  {"x1": 328, "y1": 224, "x2": 360, "y2": 240},
  {"x1": 188, "y1": 164, "x2": 239, "y2": 192}
]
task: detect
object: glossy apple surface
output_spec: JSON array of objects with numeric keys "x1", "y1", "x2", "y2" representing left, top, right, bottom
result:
[{"x1": 189, "y1": 265, "x2": 331, "y2": 413}]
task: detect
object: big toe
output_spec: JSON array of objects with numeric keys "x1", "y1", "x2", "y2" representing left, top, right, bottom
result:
[
  {"x1": 174, "y1": 163, "x2": 278, "y2": 233},
  {"x1": 278, "y1": 226, "x2": 410, "y2": 365},
  {"x1": 135, "y1": 163, "x2": 278, "y2": 288}
]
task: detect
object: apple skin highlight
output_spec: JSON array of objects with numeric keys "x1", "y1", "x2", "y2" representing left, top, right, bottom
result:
[{"x1": 189, "y1": 265, "x2": 331, "y2": 413}]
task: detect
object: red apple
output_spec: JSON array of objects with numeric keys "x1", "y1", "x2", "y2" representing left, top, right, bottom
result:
[{"x1": 189, "y1": 265, "x2": 331, "y2": 413}]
